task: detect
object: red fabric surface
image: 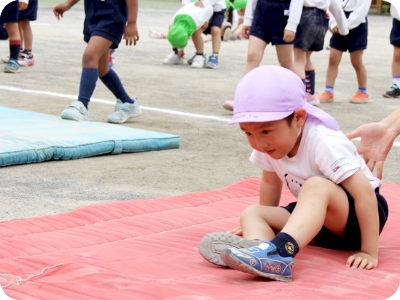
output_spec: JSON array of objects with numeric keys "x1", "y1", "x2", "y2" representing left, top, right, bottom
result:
[{"x1": 0, "y1": 178, "x2": 398, "y2": 300}]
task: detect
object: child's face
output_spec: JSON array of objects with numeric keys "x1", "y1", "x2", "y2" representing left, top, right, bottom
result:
[{"x1": 239, "y1": 110, "x2": 305, "y2": 159}]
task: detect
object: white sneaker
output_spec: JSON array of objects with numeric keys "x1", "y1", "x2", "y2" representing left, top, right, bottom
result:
[
  {"x1": 223, "y1": 26, "x2": 232, "y2": 42},
  {"x1": 61, "y1": 100, "x2": 89, "y2": 121},
  {"x1": 162, "y1": 52, "x2": 184, "y2": 65},
  {"x1": 191, "y1": 55, "x2": 206, "y2": 69},
  {"x1": 107, "y1": 99, "x2": 142, "y2": 124},
  {"x1": 305, "y1": 92, "x2": 320, "y2": 106}
]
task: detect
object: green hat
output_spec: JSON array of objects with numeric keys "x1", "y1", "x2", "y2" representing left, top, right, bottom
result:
[
  {"x1": 167, "y1": 14, "x2": 196, "y2": 49},
  {"x1": 167, "y1": 23, "x2": 190, "y2": 49},
  {"x1": 232, "y1": 0, "x2": 247, "y2": 11}
]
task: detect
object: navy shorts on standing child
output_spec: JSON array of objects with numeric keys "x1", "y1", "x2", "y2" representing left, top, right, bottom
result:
[
  {"x1": 330, "y1": 11, "x2": 368, "y2": 52},
  {"x1": 83, "y1": 0, "x2": 127, "y2": 49},
  {"x1": 390, "y1": 18, "x2": 400, "y2": 47},
  {"x1": 250, "y1": 0, "x2": 292, "y2": 46},
  {"x1": 0, "y1": 1, "x2": 19, "y2": 23},
  {"x1": 203, "y1": 9, "x2": 226, "y2": 35},
  {"x1": 19, "y1": 0, "x2": 38, "y2": 21},
  {"x1": 294, "y1": 7, "x2": 329, "y2": 52}
]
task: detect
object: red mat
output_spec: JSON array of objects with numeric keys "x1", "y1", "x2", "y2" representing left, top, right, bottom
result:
[{"x1": 0, "y1": 178, "x2": 399, "y2": 300}]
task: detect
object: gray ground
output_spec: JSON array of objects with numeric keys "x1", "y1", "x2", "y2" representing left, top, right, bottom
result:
[{"x1": 0, "y1": 4, "x2": 399, "y2": 221}]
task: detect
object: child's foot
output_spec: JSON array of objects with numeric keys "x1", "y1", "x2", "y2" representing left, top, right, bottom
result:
[
  {"x1": 222, "y1": 26, "x2": 232, "y2": 41},
  {"x1": 383, "y1": 84, "x2": 400, "y2": 98},
  {"x1": 162, "y1": 52, "x2": 184, "y2": 65},
  {"x1": 305, "y1": 92, "x2": 320, "y2": 106},
  {"x1": 205, "y1": 54, "x2": 219, "y2": 69},
  {"x1": 61, "y1": 100, "x2": 89, "y2": 121},
  {"x1": 221, "y1": 241, "x2": 294, "y2": 282},
  {"x1": 4, "y1": 59, "x2": 19, "y2": 73},
  {"x1": 19, "y1": 51, "x2": 34, "y2": 67},
  {"x1": 349, "y1": 91, "x2": 369, "y2": 104},
  {"x1": 222, "y1": 100, "x2": 234, "y2": 111},
  {"x1": 199, "y1": 232, "x2": 261, "y2": 266},
  {"x1": 318, "y1": 91, "x2": 334, "y2": 103},
  {"x1": 107, "y1": 99, "x2": 142, "y2": 124}
]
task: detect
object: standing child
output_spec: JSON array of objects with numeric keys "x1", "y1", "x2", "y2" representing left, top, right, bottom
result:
[
  {"x1": 199, "y1": 65, "x2": 388, "y2": 282},
  {"x1": 383, "y1": 6, "x2": 400, "y2": 98},
  {"x1": 53, "y1": 0, "x2": 142, "y2": 124},
  {"x1": 318, "y1": 0, "x2": 371, "y2": 104},
  {"x1": 293, "y1": 0, "x2": 348, "y2": 106},
  {"x1": 222, "y1": 0, "x2": 303, "y2": 111},
  {"x1": 162, "y1": 0, "x2": 214, "y2": 65},
  {"x1": 0, "y1": 0, "x2": 28, "y2": 73},
  {"x1": 18, "y1": 0, "x2": 37, "y2": 66},
  {"x1": 183, "y1": 0, "x2": 227, "y2": 69}
]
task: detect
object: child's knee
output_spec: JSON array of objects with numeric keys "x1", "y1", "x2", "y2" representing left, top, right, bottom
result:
[{"x1": 240, "y1": 204, "x2": 262, "y2": 221}]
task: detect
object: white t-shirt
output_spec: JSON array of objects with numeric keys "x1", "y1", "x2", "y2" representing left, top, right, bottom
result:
[
  {"x1": 172, "y1": 2, "x2": 214, "y2": 28},
  {"x1": 249, "y1": 119, "x2": 380, "y2": 199},
  {"x1": 329, "y1": 0, "x2": 371, "y2": 30},
  {"x1": 181, "y1": 0, "x2": 227, "y2": 12}
]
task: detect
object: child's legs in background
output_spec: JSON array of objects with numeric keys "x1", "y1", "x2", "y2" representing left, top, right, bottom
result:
[
  {"x1": 393, "y1": 46, "x2": 400, "y2": 77},
  {"x1": 243, "y1": 35, "x2": 267, "y2": 74},
  {"x1": 5, "y1": 22, "x2": 19, "y2": 41},
  {"x1": 293, "y1": 47, "x2": 306, "y2": 79},
  {"x1": 325, "y1": 47, "x2": 343, "y2": 87},
  {"x1": 19, "y1": 19, "x2": 32, "y2": 50},
  {"x1": 191, "y1": 29, "x2": 204, "y2": 54},
  {"x1": 350, "y1": 49, "x2": 367, "y2": 89},
  {"x1": 210, "y1": 25, "x2": 221, "y2": 53}
]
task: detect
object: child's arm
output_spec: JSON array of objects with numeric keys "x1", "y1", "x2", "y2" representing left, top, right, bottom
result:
[
  {"x1": 340, "y1": 169, "x2": 379, "y2": 269},
  {"x1": 53, "y1": 0, "x2": 80, "y2": 20},
  {"x1": 125, "y1": 0, "x2": 139, "y2": 46},
  {"x1": 346, "y1": 108, "x2": 400, "y2": 179},
  {"x1": 347, "y1": 0, "x2": 371, "y2": 30},
  {"x1": 284, "y1": 0, "x2": 303, "y2": 42},
  {"x1": 19, "y1": 0, "x2": 29, "y2": 11},
  {"x1": 259, "y1": 170, "x2": 282, "y2": 207},
  {"x1": 328, "y1": 0, "x2": 348, "y2": 35}
]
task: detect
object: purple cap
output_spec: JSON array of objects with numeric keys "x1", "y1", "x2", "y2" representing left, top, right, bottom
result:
[{"x1": 229, "y1": 65, "x2": 339, "y2": 130}]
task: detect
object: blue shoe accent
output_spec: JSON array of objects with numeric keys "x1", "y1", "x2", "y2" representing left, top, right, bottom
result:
[
  {"x1": 4, "y1": 59, "x2": 19, "y2": 73},
  {"x1": 61, "y1": 100, "x2": 89, "y2": 121},
  {"x1": 205, "y1": 55, "x2": 219, "y2": 69},
  {"x1": 107, "y1": 99, "x2": 142, "y2": 124},
  {"x1": 221, "y1": 241, "x2": 294, "y2": 282},
  {"x1": 187, "y1": 54, "x2": 196, "y2": 65}
]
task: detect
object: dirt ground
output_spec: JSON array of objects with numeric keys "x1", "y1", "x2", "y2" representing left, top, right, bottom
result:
[{"x1": 0, "y1": 4, "x2": 399, "y2": 221}]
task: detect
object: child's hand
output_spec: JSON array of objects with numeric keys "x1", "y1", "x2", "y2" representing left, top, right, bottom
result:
[
  {"x1": 177, "y1": 50, "x2": 185, "y2": 58},
  {"x1": 124, "y1": 23, "x2": 139, "y2": 46},
  {"x1": 283, "y1": 29, "x2": 295, "y2": 43},
  {"x1": 53, "y1": 3, "x2": 71, "y2": 20},
  {"x1": 346, "y1": 252, "x2": 378, "y2": 270},
  {"x1": 331, "y1": 26, "x2": 339, "y2": 34},
  {"x1": 241, "y1": 25, "x2": 250, "y2": 39},
  {"x1": 229, "y1": 227, "x2": 243, "y2": 236}
]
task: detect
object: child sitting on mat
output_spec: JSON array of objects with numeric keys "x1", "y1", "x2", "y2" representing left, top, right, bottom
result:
[{"x1": 199, "y1": 65, "x2": 389, "y2": 282}]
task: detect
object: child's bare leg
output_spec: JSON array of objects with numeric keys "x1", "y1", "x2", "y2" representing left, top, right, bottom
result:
[
  {"x1": 293, "y1": 47, "x2": 306, "y2": 79},
  {"x1": 82, "y1": 35, "x2": 113, "y2": 69},
  {"x1": 5, "y1": 22, "x2": 20, "y2": 40},
  {"x1": 305, "y1": 51, "x2": 314, "y2": 70},
  {"x1": 210, "y1": 26, "x2": 221, "y2": 53},
  {"x1": 392, "y1": 46, "x2": 400, "y2": 76},
  {"x1": 191, "y1": 30, "x2": 204, "y2": 54},
  {"x1": 350, "y1": 50, "x2": 367, "y2": 89},
  {"x1": 19, "y1": 19, "x2": 33, "y2": 50},
  {"x1": 325, "y1": 48, "x2": 343, "y2": 87},
  {"x1": 243, "y1": 35, "x2": 267, "y2": 74},
  {"x1": 280, "y1": 177, "x2": 349, "y2": 249},
  {"x1": 275, "y1": 44, "x2": 294, "y2": 72}
]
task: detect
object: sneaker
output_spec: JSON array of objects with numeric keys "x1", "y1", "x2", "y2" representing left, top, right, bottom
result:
[
  {"x1": 148, "y1": 30, "x2": 165, "y2": 39},
  {"x1": 305, "y1": 92, "x2": 320, "y2": 106},
  {"x1": 107, "y1": 99, "x2": 142, "y2": 124},
  {"x1": 221, "y1": 241, "x2": 294, "y2": 282},
  {"x1": 19, "y1": 51, "x2": 34, "y2": 67},
  {"x1": 61, "y1": 100, "x2": 89, "y2": 121},
  {"x1": 223, "y1": 26, "x2": 232, "y2": 41},
  {"x1": 383, "y1": 84, "x2": 400, "y2": 98},
  {"x1": 205, "y1": 55, "x2": 219, "y2": 69},
  {"x1": 318, "y1": 90, "x2": 334, "y2": 103},
  {"x1": 4, "y1": 59, "x2": 19, "y2": 73},
  {"x1": 222, "y1": 100, "x2": 234, "y2": 111},
  {"x1": 349, "y1": 91, "x2": 369, "y2": 104},
  {"x1": 198, "y1": 232, "x2": 261, "y2": 266},
  {"x1": 162, "y1": 51, "x2": 184, "y2": 65},
  {"x1": 191, "y1": 54, "x2": 206, "y2": 69},
  {"x1": 187, "y1": 54, "x2": 196, "y2": 65}
]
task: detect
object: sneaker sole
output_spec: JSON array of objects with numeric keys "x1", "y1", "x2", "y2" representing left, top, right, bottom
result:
[
  {"x1": 108, "y1": 109, "x2": 142, "y2": 124},
  {"x1": 349, "y1": 99, "x2": 369, "y2": 104},
  {"x1": 382, "y1": 93, "x2": 400, "y2": 98},
  {"x1": 4, "y1": 68, "x2": 19, "y2": 73},
  {"x1": 221, "y1": 250, "x2": 292, "y2": 282},
  {"x1": 198, "y1": 232, "x2": 261, "y2": 267},
  {"x1": 319, "y1": 99, "x2": 334, "y2": 103},
  {"x1": 61, "y1": 111, "x2": 89, "y2": 121}
]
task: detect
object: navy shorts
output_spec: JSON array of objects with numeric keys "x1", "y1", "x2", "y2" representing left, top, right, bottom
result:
[
  {"x1": 330, "y1": 11, "x2": 368, "y2": 53},
  {"x1": 203, "y1": 9, "x2": 225, "y2": 35},
  {"x1": 390, "y1": 18, "x2": 400, "y2": 47},
  {"x1": 19, "y1": 0, "x2": 38, "y2": 21},
  {"x1": 0, "y1": 1, "x2": 19, "y2": 23},
  {"x1": 283, "y1": 187, "x2": 389, "y2": 250},
  {"x1": 83, "y1": 0, "x2": 127, "y2": 49},
  {"x1": 294, "y1": 7, "x2": 329, "y2": 52},
  {"x1": 250, "y1": 0, "x2": 292, "y2": 46}
]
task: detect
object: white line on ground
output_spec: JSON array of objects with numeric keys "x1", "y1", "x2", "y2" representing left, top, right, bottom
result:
[
  {"x1": 0, "y1": 84, "x2": 231, "y2": 123},
  {"x1": 1, "y1": 84, "x2": 399, "y2": 147}
]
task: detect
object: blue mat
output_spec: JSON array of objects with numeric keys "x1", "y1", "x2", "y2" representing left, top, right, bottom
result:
[{"x1": 0, "y1": 106, "x2": 180, "y2": 167}]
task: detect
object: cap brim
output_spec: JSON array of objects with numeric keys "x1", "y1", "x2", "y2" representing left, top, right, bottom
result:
[{"x1": 229, "y1": 111, "x2": 293, "y2": 125}]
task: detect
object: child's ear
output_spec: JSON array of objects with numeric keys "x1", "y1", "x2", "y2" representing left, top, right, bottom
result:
[{"x1": 294, "y1": 108, "x2": 307, "y2": 125}]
